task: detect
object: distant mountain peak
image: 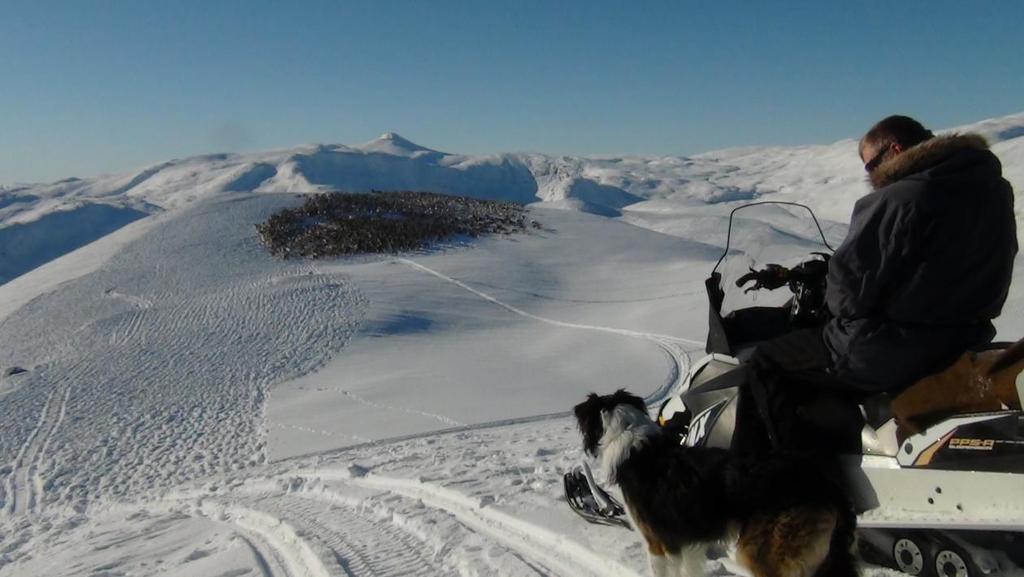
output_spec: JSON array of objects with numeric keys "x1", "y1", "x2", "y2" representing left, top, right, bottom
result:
[
  {"x1": 353, "y1": 132, "x2": 444, "y2": 157},
  {"x1": 370, "y1": 132, "x2": 428, "y2": 151}
]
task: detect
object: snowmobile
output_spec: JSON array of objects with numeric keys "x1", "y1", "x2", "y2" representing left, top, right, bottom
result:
[{"x1": 564, "y1": 201, "x2": 1024, "y2": 577}]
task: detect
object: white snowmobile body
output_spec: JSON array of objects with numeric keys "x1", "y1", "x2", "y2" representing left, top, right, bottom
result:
[
  {"x1": 660, "y1": 350, "x2": 1024, "y2": 517},
  {"x1": 658, "y1": 349, "x2": 1024, "y2": 576}
]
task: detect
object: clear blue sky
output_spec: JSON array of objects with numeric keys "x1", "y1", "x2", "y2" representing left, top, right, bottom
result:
[{"x1": 2, "y1": 0, "x2": 1022, "y2": 184}]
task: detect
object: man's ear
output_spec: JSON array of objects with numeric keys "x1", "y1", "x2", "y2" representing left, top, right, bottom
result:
[{"x1": 891, "y1": 142, "x2": 904, "y2": 154}]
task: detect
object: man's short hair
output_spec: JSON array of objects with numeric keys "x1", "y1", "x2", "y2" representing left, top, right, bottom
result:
[{"x1": 860, "y1": 115, "x2": 935, "y2": 156}]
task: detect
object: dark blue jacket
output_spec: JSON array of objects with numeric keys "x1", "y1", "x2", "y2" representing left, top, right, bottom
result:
[{"x1": 823, "y1": 134, "x2": 1017, "y2": 392}]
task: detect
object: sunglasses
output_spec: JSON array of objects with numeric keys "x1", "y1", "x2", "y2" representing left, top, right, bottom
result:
[{"x1": 864, "y1": 144, "x2": 891, "y2": 174}]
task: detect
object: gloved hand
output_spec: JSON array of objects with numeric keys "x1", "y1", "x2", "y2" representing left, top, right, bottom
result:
[
  {"x1": 787, "y1": 258, "x2": 828, "y2": 284},
  {"x1": 736, "y1": 264, "x2": 789, "y2": 293}
]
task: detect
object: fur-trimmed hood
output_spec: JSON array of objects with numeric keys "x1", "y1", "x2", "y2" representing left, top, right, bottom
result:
[{"x1": 869, "y1": 133, "x2": 990, "y2": 190}]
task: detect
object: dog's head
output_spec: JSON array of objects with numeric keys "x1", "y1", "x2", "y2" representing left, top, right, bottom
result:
[{"x1": 573, "y1": 389, "x2": 648, "y2": 457}]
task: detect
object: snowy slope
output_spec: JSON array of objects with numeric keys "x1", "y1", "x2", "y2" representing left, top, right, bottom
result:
[
  {"x1": 0, "y1": 195, "x2": 714, "y2": 577},
  {"x1": 1, "y1": 113, "x2": 1023, "y2": 577}
]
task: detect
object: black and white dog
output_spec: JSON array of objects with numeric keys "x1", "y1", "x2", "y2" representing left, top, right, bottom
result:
[{"x1": 574, "y1": 390, "x2": 857, "y2": 577}]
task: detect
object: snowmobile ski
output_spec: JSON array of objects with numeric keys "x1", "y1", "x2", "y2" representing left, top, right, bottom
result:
[{"x1": 563, "y1": 462, "x2": 630, "y2": 529}]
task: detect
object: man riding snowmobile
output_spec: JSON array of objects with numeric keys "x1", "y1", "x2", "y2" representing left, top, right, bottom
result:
[
  {"x1": 732, "y1": 115, "x2": 1018, "y2": 456},
  {"x1": 565, "y1": 116, "x2": 1023, "y2": 576}
]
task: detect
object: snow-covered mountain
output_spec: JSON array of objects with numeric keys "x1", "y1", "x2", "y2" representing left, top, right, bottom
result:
[
  {"x1": 4, "y1": 112, "x2": 1023, "y2": 287},
  {"x1": 1, "y1": 113, "x2": 1022, "y2": 577}
]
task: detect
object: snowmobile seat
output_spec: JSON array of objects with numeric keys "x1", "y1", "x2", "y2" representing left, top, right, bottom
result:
[{"x1": 890, "y1": 345, "x2": 1023, "y2": 437}]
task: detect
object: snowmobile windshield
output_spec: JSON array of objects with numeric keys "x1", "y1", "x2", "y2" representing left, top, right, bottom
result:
[{"x1": 706, "y1": 202, "x2": 838, "y2": 355}]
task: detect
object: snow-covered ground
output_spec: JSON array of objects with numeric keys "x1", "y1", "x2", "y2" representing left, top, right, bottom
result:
[{"x1": 1, "y1": 113, "x2": 1022, "y2": 577}]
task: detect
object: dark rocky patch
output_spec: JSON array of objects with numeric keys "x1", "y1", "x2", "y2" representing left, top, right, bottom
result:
[{"x1": 256, "y1": 191, "x2": 538, "y2": 258}]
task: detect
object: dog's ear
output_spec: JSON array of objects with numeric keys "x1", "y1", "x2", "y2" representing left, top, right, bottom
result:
[
  {"x1": 573, "y1": 393, "x2": 599, "y2": 424},
  {"x1": 611, "y1": 389, "x2": 648, "y2": 414},
  {"x1": 573, "y1": 393, "x2": 605, "y2": 457}
]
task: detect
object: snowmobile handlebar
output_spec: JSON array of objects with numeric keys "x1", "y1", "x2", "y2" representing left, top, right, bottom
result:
[
  {"x1": 735, "y1": 253, "x2": 830, "y2": 294},
  {"x1": 736, "y1": 264, "x2": 789, "y2": 293}
]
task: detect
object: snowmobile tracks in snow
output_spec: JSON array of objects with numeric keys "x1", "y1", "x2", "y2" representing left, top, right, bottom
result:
[
  {"x1": 227, "y1": 494, "x2": 451, "y2": 577},
  {"x1": 288, "y1": 470, "x2": 644, "y2": 577},
  {"x1": 330, "y1": 388, "x2": 465, "y2": 428},
  {"x1": 280, "y1": 257, "x2": 697, "y2": 465},
  {"x1": 134, "y1": 469, "x2": 644, "y2": 577},
  {"x1": 396, "y1": 258, "x2": 697, "y2": 405},
  {"x1": 3, "y1": 367, "x2": 79, "y2": 516},
  {"x1": 2, "y1": 272, "x2": 366, "y2": 511}
]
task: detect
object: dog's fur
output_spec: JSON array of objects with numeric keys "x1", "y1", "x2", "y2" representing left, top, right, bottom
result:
[{"x1": 574, "y1": 390, "x2": 857, "y2": 577}]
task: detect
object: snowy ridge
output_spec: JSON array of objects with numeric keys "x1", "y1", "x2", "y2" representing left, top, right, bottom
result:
[{"x1": 3, "y1": 112, "x2": 1022, "y2": 286}]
